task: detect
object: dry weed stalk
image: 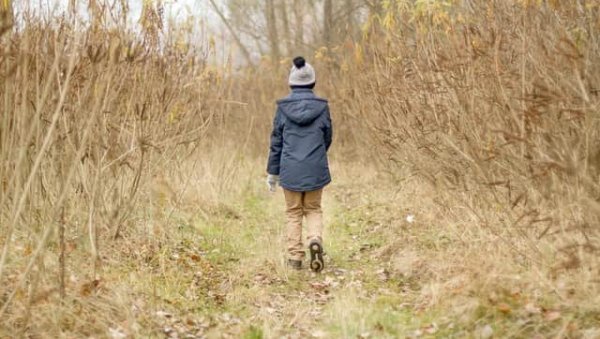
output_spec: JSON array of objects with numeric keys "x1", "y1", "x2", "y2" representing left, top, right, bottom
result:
[
  {"x1": 0, "y1": 7, "x2": 215, "y2": 330},
  {"x1": 342, "y1": 1, "x2": 600, "y2": 269}
]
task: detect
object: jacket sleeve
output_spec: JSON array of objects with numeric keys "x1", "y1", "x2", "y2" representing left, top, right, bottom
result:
[
  {"x1": 266, "y1": 107, "x2": 284, "y2": 175},
  {"x1": 324, "y1": 105, "x2": 333, "y2": 151}
]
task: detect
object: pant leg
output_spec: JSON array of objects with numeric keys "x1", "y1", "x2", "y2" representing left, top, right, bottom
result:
[
  {"x1": 283, "y1": 189, "x2": 305, "y2": 260},
  {"x1": 303, "y1": 188, "x2": 323, "y2": 244}
]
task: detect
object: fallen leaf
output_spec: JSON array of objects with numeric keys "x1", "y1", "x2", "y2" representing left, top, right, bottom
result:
[
  {"x1": 568, "y1": 322, "x2": 578, "y2": 332},
  {"x1": 524, "y1": 303, "x2": 541, "y2": 315},
  {"x1": 309, "y1": 281, "x2": 329, "y2": 291},
  {"x1": 156, "y1": 310, "x2": 173, "y2": 318},
  {"x1": 108, "y1": 327, "x2": 127, "y2": 339},
  {"x1": 308, "y1": 309, "x2": 322, "y2": 317},
  {"x1": 480, "y1": 324, "x2": 493, "y2": 338},
  {"x1": 376, "y1": 268, "x2": 390, "y2": 282},
  {"x1": 544, "y1": 310, "x2": 561, "y2": 322},
  {"x1": 254, "y1": 273, "x2": 266, "y2": 280},
  {"x1": 314, "y1": 292, "x2": 332, "y2": 304},
  {"x1": 497, "y1": 302, "x2": 512, "y2": 314},
  {"x1": 79, "y1": 279, "x2": 101, "y2": 296},
  {"x1": 333, "y1": 268, "x2": 348, "y2": 275},
  {"x1": 423, "y1": 323, "x2": 438, "y2": 334},
  {"x1": 360, "y1": 243, "x2": 374, "y2": 252},
  {"x1": 324, "y1": 276, "x2": 336, "y2": 284},
  {"x1": 66, "y1": 241, "x2": 77, "y2": 253},
  {"x1": 311, "y1": 330, "x2": 327, "y2": 338},
  {"x1": 163, "y1": 326, "x2": 178, "y2": 338}
]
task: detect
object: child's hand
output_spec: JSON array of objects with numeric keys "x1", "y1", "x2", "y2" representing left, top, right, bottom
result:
[{"x1": 266, "y1": 174, "x2": 279, "y2": 192}]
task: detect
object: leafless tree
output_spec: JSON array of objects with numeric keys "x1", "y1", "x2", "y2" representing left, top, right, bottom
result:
[
  {"x1": 293, "y1": 0, "x2": 305, "y2": 55},
  {"x1": 209, "y1": 0, "x2": 367, "y2": 64},
  {"x1": 279, "y1": 1, "x2": 292, "y2": 55},
  {"x1": 265, "y1": 0, "x2": 281, "y2": 63},
  {"x1": 323, "y1": 0, "x2": 333, "y2": 47},
  {"x1": 209, "y1": 0, "x2": 253, "y2": 65}
]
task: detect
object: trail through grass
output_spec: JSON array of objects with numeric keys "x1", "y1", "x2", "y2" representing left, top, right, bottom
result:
[
  {"x1": 111, "y1": 169, "x2": 443, "y2": 339},
  {"x1": 90, "y1": 165, "x2": 598, "y2": 339},
  {"x1": 198, "y1": 186, "x2": 420, "y2": 339}
]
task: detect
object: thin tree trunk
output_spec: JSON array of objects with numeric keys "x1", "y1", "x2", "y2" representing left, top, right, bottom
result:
[
  {"x1": 279, "y1": 1, "x2": 292, "y2": 56},
  {"x1": 345, "y1": 0, "x2": 356, "y2": 40},
  {"x1": 208, "y1": 0, "x2": 253, "y2": 66},
  {"x1": 69, "y1": 0, "x2": 77, "y2": 15},
  {"x1": 293, "y1": 0, "x2": 304, "y2": 54},
  {"x1": 119, "y1": 0, "x2": 129, "y2": 27},
  {"x1": 88, "y1": 0, "x2": 103, "y2": 27},
  {"x1": 323, "y1": 0, "x2": 333, "y2": 47},
  {"x1": 266, "y1": 0, "x2": 281, "y2": 64}
]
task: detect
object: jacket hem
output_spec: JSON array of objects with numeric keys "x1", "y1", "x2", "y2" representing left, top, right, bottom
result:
[{"x1": 280, "y1": 179, "x2": 331, "y2": 192}]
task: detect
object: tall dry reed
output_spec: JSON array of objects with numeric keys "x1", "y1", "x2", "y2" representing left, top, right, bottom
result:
[
  {"x1": 326, "y1": 0, "x2": 600, "y2": 307},
  {"x1": 0, "y1": 13, "x2": 220, "y2": 332}
]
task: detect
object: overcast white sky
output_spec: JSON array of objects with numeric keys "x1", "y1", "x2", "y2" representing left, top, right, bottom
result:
[
  {"x1": 15, "y1": 1, "x2": 273, "y2": 65},
  {"x1": 18, "y1": 0, "x2": 217, "y2": 27},
  {"x1": 15, "y1": 1, "x2": 240, "y2": 64}
]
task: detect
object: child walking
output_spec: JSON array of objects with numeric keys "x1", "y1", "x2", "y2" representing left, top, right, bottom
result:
[{"x1": 266, "y1": 56, "x2": 333, "y2": 272}]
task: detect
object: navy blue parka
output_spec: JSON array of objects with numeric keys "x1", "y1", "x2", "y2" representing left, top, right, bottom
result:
[{"x1": 266, "y1": 88, "x2": 332, "y2": 192}]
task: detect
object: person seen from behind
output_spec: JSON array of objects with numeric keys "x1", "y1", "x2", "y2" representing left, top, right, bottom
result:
[{"x1": 266, "y1": 56, "x2": 333, "y2": 273}]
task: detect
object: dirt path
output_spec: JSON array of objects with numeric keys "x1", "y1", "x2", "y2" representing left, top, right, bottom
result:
[
  {"x1": 115, "y1": 161, "x2": 481, "y2": 339},
  {"x1": 13, "y1": 162, "x2": 587, "y2": 338},
  {"x1": 171, "y1": 180, "x2": 423, "y2": 339},
  {"x1": 110, "y1": 167, "x2": 591, "y2": 339}
]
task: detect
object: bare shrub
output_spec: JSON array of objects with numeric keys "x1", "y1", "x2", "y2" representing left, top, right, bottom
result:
[
  {"x1": 338, "y1": 1, "x2": 600, "y2": 265},
  {"x1": 0, "y1": 11, "x2": 214, "y2": 331}
]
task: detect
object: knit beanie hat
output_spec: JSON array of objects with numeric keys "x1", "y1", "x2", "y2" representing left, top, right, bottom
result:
[{"x1": 288, "y1": 56, "x2": 316, "y2": 86}]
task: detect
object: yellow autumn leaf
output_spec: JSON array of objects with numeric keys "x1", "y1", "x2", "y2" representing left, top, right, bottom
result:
[
  {"x1": 354, "y1": 43, "x2": 363, "y2": 66},
  {"x1": 382, "y1": 11, "x2": 396, "y2": 30}
]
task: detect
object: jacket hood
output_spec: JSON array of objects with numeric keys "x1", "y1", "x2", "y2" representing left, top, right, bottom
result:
[{"x1": 278, "y1": 99, "x2": 328, "y2": 126}]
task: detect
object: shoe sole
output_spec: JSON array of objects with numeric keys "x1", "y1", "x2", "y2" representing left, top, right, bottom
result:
[{"x1": 309, "y1": 242, "x2": 324, "y2": 273}]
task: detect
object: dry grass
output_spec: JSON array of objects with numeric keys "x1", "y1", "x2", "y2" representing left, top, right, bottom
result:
[
  {"x1": 0, "y1": 12, "x2": 224, "y2": 336},
  {"x1": 1, "y1": 0, "x2": 600, "y2": 338}
]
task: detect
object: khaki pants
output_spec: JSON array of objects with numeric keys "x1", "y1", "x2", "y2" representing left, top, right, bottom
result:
[{"x1": 283, "y1": 188, "x2": 323, "y2": 261}]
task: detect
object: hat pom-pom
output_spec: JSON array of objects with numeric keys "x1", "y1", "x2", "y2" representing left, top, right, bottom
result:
[{"x1": 293, "y1": 56, "x2": 306, "y2": 68}]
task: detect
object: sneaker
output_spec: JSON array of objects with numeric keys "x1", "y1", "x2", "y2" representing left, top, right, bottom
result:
[
  {"x1": 309, "y1": 240, "x2": 324, "y2": 273},
  {"x1": 287, "y1": 259, "x2": 302, "y2": 270}
]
